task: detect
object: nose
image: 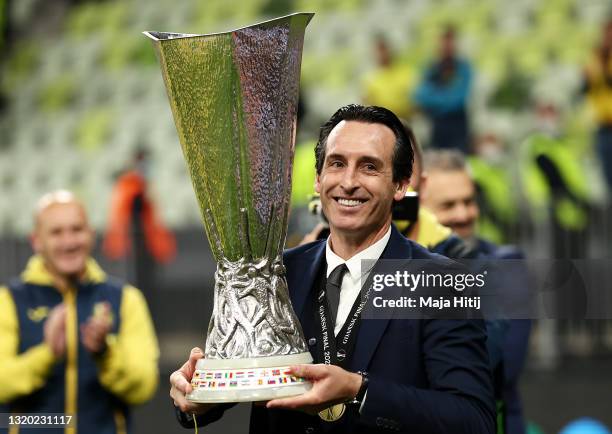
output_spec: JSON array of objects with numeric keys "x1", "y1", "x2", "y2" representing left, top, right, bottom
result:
[
  {"x1": 453, "y1": 204, "x2": 471, "y2": 224},
  {"x1": 340, "y1": 166, "x2": 359, "y2": 193},
  {"x1": 60, "y1": 231, "x2": 80, "y2": 248}
]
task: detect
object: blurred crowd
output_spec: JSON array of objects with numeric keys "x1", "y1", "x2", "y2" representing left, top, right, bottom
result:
[{"x1": 1, "y1": 0, "x2": 612, "y2": 433}]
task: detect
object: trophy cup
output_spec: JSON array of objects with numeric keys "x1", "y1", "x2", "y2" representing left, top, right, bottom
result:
[{"x1": 144, "y1": 13, "x2": 314, "y2": 402}]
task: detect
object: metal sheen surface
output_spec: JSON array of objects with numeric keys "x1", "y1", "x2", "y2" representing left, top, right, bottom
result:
[{"x1": 145, "y1": 13, "x2": 313, "y2": 359}]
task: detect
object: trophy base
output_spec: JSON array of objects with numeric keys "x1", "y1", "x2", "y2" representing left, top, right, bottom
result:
[{"x1": 187, "y1": 352, "x2": 313, "y2": 403}]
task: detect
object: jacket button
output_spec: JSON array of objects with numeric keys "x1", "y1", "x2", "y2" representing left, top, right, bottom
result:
[
  {"x1": 376, "y1": 417, "x2": 384, "y2": 426},
  {"x1": 304, "y1": 426, "x2": 315, "y2": 434}
]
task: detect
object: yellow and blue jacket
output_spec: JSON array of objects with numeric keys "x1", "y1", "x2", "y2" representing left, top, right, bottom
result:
[
  {"x1": 0, "y1": 256, "x2": 159, "y2": 434},
  {"x1": 584, "y1": 51, "x2": 612, "y2": 125}
]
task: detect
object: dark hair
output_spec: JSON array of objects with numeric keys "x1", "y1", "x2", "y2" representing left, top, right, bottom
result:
[
  {"x1": 400, "y1": 118, "x2": 421, "y2": 175},
  {"x1": 314, "y1": 104, "x2": 414, "y2": 183}
]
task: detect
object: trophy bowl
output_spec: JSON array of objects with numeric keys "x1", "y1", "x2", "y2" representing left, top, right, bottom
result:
[{"x1": 144, "y1": 13, "x2": 314, "y2": 402}]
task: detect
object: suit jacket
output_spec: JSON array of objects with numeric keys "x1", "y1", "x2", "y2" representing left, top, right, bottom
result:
[
  {"x1": 183, "y1": 226, "x2": 496, "y2": 434},
  {"x1": 475, "y1": 238, "x2": 531, "y2": 434}
]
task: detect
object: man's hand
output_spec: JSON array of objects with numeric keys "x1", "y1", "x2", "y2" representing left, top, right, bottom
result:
[
  {"x1": 81, "y1": 302, "x2": 113, "y2": 354},
  {"x1": 170, "y1": 347, "x2": 217, "y2": 416},
  {"x1": 266, "y1": 364, "x2": 362, "y2": 414},
  {"x1": 44, "y1": 304, "x2": 67, "y2": 358}
]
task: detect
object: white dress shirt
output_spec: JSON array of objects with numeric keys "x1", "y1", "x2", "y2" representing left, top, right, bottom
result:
[{"x1": 325, "y1": 225, "x2": 391, "y2": 336}]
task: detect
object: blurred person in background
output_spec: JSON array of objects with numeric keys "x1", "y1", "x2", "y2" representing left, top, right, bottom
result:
[
  {"x1": 583, "y1": 19, "x2": 612, "y2": 195},
  {"x1": 522, "y1": 102, "x2": 590, "y2": 259},
  {"x1": 103, "y1": 148, "x2": 176, "y2": 313},
  {"x1": 362, "y1": 35, "x2": 416, "y2": 121},
  {"x1": 421, "y1": 150, "x2": 531, "y2": 434},
  {"x1": 413, "y1": 25, "x2": 473, "y2": 153},
  {"x1": 420, "y1": 150, "x2": 484, "y2": 244},
  {"x1": 394, "y1": 119, "x2": 467, "y2": 254},
  {"x1": 469, "y1": 133, "x2": 519, "y2": 245},
  {"x1": 0, "y1": 190, "x2": 159, "y2": 434},
  {"x1": 103, "y1": 148, "x2": 176, "y2": 265},
  {"x1": 395, "y1": 124, "x2": 510, "y2": 434}
]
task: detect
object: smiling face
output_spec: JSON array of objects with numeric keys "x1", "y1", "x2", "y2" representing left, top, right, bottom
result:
[
  {"x1": 421, "y1": 169, "x2": 479, "y2": 239},
  {"x1": 32, "y1": 201, "x2": 94, "y2": 281},
  {"x1": 315, "y1": 120, "x2": 408, "y2": 245}
]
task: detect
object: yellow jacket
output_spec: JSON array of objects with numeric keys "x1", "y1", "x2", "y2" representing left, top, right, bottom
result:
[{"x1": 0, "y1": 255, "x2": 159, "y2": 433}]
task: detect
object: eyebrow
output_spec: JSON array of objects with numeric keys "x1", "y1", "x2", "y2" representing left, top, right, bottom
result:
[
  {"x1": 359, "y1": 155, "x2": 385, "y2": 167},
  {"x1": 325, "y1": 153, "x2": 385, "y2": 167},
  {"x1": 325, "y1": 153, "x2": 345, "y2": 161}
]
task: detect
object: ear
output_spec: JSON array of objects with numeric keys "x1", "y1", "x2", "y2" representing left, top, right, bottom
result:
[
  {"x1": 417, "y1": 172, "x2": 427, "y2": 195},
  {"x1": 314, "y1": 174, "x2": 321, "y2": 194},
  {"x1": 393, "y1": 178, "x2": 409, "y2": 201},
  {"x1": 30, "y1": 232, "x2": 42, "y2": 254},
  {"x1": 88, "y1": 227, "x2": 96, "y2": 250}
]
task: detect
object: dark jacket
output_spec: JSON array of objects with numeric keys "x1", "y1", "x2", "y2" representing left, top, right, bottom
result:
[{"x1": 182, "y1": 226, "x2": 496, "y2": 433}]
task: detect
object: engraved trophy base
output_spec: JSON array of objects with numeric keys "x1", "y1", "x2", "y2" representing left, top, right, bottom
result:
[{"x1": 187, "y1": 352, "x2": 313, "y2": 403}]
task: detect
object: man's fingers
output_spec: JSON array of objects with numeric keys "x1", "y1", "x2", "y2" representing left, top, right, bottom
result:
[
  {"x1": 170, "y1": 387, "x2": 214, "y2": 416},
  {"x1": 266, "y1": 392, "x2": 318, "y2": 410},
  {"x1": 80, "y1": 322, "x2": 107, "y2": 353},
  {"x1": 289, "y1": 364, "x2": 327, "y2": 380},
  {"x1": 189, "y1": 347, "x2": 204, "y2": 362},
  {"x1": 171, "y1": 351, "x2": 201, "y2": 398},
  {"x1": 170, "y1": 386, "x2": 197, "y2": 413},
  {"x1": 81, "y1": 323, "x2": 101, "y2": 342},
  {"x1": 46, "y1": 304, "x2": 66, "y2": 328},
  {"x1": 99, "y1": 302, "x2": 111, "y2": 314},
  {"x1": 170, "y1": 370, "x2": 193, "y2": 394},
  {"x1": 55, "y1": 304, "x2": 67, "y2": 320},
  {"x1": 96, "y1": 302, "x2": 113, "y2": 327},
  {"x1": 86, "y1": 318, "x2": 111, "y2": 337},
  {"x1": 187, "y1": 347, "x2": 204, "y2": 376},
  {"x1": 44, "y1": 305, "x2": 67, "y2": 357}
]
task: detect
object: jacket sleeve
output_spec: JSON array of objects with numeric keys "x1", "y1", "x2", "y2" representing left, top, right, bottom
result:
[
  {"x1": 175, "y1": 404, "x2": 237, "y2": 429},
  {"x1": 359, "y1": 319, "x2": 496, "y2": 434},
  {"x1": 96, "y1": 285, "x2": 159, "y2": 405},
  {"x1": 0, "y1": 286, "x2": 58, "y2": 403}
]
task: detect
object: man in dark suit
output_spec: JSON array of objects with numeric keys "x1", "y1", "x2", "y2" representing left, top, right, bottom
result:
[
  {"x1": 421, "y1": 149, "x2": 531, "y2": 434},
  {"x1": 171, "y1": 104, "x2": 496, "y2": 433}
]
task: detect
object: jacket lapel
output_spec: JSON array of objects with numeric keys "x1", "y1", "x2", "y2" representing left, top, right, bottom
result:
[
  {"x1": 350, "y1": 225, "x2": 413, "y2": 371},
  {"x1": 288, "y1": 241, "x2": 326, "y2": 319}
]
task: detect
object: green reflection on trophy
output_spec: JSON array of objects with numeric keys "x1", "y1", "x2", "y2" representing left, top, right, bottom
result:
[{"x1": 144, "y1": 13, "x2": 314, "y2": 402}]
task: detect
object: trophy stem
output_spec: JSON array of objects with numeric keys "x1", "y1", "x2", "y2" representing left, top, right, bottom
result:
[{"x1": 205, "y1": 257, "x2": 307, "y2": 359}]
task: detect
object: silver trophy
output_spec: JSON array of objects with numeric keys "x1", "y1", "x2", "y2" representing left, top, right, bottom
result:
[{"x1": 144, "y1": 13, "x2": 314, "y2": 402}]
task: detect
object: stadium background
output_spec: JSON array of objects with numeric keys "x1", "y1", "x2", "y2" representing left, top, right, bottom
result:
[{"x1": 1, "y1": 0, "x2": 611, "y2": 432}]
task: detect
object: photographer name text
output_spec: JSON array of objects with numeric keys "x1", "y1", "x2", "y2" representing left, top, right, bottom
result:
[{"x1": 372, "y1": 295, "x2": 481, "y2": 310}]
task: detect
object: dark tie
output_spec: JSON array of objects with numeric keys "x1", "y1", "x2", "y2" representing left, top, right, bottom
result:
[{"x1": 326, "y1": 264, "x2": 348, "y2": 328}]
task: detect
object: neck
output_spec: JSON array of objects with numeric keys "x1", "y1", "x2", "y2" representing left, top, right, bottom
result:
[
  {"x1": 329, "y1": 220, "x2": 391, "y2": 260},
  {"x1": 43, "y1": 262, "x2": 83, "y2": 292}
]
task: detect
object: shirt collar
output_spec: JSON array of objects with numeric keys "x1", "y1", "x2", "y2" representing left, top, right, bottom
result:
[
  {"x1": 21, "y1": 255, "x2": 107, "y2": 286},
  {"x1": 325, "y1": 225, "x2": 391, "y2": 281}
]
